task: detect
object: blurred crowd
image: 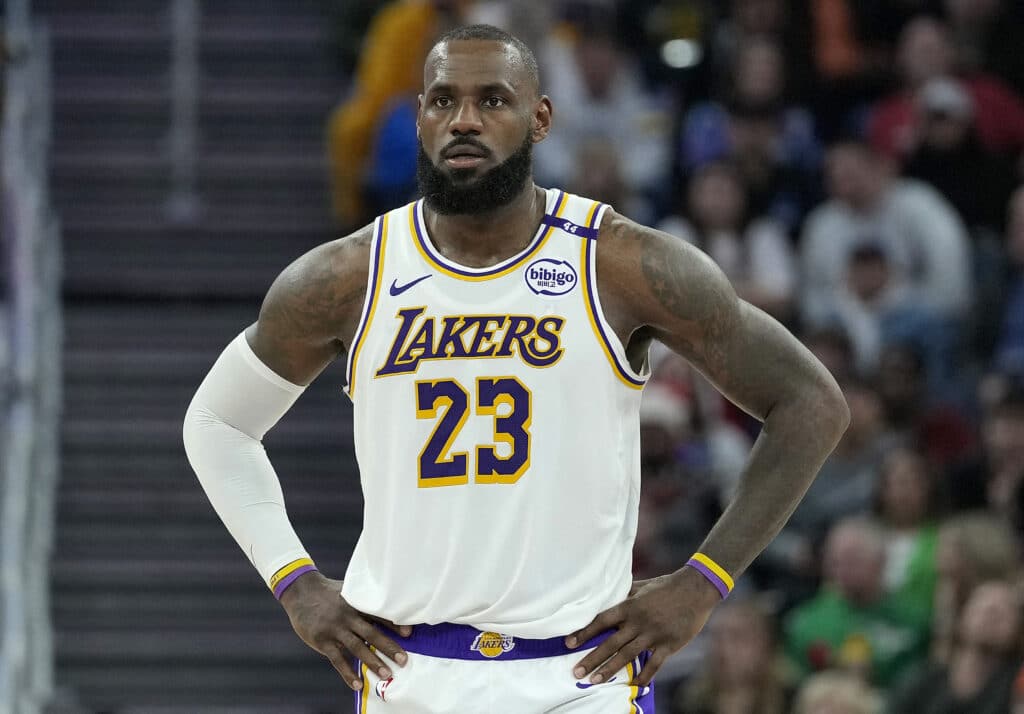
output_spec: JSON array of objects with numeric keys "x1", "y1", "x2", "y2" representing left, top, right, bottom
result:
[{"x1": 325, "y1": 1, "x2": 1024, "y2": 712}]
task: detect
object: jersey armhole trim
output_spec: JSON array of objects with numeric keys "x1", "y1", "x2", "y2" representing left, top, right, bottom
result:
[
  {"x1": 345, "y1": 213, "x2": 389, "y2": 399},
  {"x1": 581, "y1": 203, "x2": 649, "y2": 390}
]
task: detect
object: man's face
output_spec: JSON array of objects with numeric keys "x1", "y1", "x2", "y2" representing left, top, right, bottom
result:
[
  {"x1": 983, "y1": 410, "x2": 1024, "y2": 474},
  {"x1": 950, "y1": 582, "x2": 1021, "y2": 698},
  {"x1": 689, "y1": 165, "x2": 745, "y2": 231},
  {"x1": 416, "y1": 39, "x2": 551, "y2": 215},
  {"x1": 824, "y1": 526, "x2": 884, "y2": 604},
  {"x1": 898, "y1": 18, "x2": 953, "y2": 86}
]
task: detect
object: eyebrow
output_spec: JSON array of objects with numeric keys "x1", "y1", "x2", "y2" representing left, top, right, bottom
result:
[{"x1": 426, "y1": 82, "x2": 517, "y2": 96}]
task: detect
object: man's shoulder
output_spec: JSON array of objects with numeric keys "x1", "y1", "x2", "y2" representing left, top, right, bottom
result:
[
  {"x1": 888, "y1": 178, "x2": 954, "y2": 212},
  {"x1": 802, "y1": 201, "x2": 852, "y2": 235},
  {"x1": 287, "y1": 222, "x2": 375, "y2": 288},
  {"x1": 260, "y1": 221, "x2": 376, "y2": 345}
]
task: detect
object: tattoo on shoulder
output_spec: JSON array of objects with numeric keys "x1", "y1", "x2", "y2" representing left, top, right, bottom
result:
[
  {"x1": 632, "y1": 217, "x2": 738, "y2": 372},
  {"x1": 261, "y1": 225, "x2": 373, "y2": 346}
]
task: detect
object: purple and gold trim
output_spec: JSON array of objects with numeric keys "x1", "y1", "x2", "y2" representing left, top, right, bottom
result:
[
  {"x1": 352, "y1": 659, "x2": 361, "y2": 713},
  {"x1": 627, "y1": 651, "x2": 656, "y2": 713},
  {"x1": 345, "y1": 213, "x2": 389, "y2": 399},
  {"x1": 370, "y1": 622, "x2": 614, "y2": 661},
  {"x1": 580, "y1": 201, "x2": 647, "y2": 390},
  {"x1": 411, "y1": 190, "x2": 567, "y2": 281},
  {"x1": 687, "y1": 552, "x2": 734, "y2": 599},
  {"x1": 359, "y1": 659, "x2": 369, "y2": 713},
  {"x1": 269, "y1": 557, "x2": 317, "y2": 600}
]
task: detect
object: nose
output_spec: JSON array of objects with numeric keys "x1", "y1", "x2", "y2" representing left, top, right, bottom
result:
[{"x1": 449, "y1": 99, "x2": 483, "y2": 135}]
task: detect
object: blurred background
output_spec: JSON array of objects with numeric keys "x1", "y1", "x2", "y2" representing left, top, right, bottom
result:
[{"x1": 3, "y1": 0, "x2": 1024, "y2": 712}]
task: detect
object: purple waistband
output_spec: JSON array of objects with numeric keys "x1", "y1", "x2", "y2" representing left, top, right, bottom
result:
[{"x1": 378, "y1": 622, "x2": 613, "y2": 661}]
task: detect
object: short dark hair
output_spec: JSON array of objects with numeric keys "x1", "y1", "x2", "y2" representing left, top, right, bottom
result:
[{"x1": 433, "y1": 24, "x2": 540, "y2": 92}]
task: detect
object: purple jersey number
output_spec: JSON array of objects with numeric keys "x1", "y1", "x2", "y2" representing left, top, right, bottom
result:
[{"x1": 414, "y1": 377, "x2": 531, "y2": 487}]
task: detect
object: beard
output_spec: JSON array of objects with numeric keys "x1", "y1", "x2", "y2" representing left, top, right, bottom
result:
[{"x1": 416, "y1": 133, "x2": 534, "y2": 215}]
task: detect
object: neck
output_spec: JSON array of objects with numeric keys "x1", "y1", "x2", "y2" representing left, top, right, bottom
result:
[{"x1": 424, "y1": 183, "x2": 546, "y2": 268}]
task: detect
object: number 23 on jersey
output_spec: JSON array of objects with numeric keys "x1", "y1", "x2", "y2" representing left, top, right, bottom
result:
[{"x1": 415, "y1": 376, "x2": 531, "y2": 487}]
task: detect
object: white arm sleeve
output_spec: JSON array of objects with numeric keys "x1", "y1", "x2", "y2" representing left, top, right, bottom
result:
[{"x1": 182, "y1": 332, "x2": 311, "y2": 587}]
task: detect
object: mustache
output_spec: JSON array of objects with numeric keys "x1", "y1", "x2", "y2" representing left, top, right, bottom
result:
[{"x1": 440, "y1": 136, "x2": 492, "y2": 159}]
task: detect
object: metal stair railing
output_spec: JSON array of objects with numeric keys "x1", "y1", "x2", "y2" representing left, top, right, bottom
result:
[{"x1": 0, "y1": 6, "x2": 62, "y2": 713}]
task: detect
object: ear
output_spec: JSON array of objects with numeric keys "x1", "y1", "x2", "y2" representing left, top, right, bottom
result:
[
  {"x1": 531, "y1": 95, "x2": 553, "y2": 143},
  {"x1": 416, "y1": 94, "x2": 424, "y2": 139}
]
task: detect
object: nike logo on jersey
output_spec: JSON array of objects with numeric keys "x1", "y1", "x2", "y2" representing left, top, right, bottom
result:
[
  {"x1": 389, "y1": 275, "x2": 432, "y2": 296},
  {"x1": 576, "y1": 676, "x2": 616, "y2": 689}
]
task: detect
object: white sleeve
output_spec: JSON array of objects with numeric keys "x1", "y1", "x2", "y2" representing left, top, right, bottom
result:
[{"x1": 182, "y1": 332, "x2": 311, "y2": 588}]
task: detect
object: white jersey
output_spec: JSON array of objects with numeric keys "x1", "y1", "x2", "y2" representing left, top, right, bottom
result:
[{"x1": 341, "y1": 188, "x2": 649, "y2": 638}]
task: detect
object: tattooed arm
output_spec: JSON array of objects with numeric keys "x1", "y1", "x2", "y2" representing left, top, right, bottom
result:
[
  {"x1": 609, "y1": 210, "x2": 848, "y2": 573},
  {"x1": 566, "y1": 210, "x2": 849, "y2": 686},
  {"x1": 246, "y1": 224, "x2": 374, "y2": 383}
]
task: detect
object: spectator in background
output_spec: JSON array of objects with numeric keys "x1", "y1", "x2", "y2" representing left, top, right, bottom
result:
[
  {"x1": 809, "y1": 0, "x2": 888, "y2": 84},
  {"x1": 888, "y1": 581, "x2": 1022, "y2": 714},
  {"x1": 658, "y1": 161, "x2": 797, "y2": 322},
  {"x1": 868, "y1": 16, "x2": 1024, "y2": 164},
  {"x1": 814, "y1": 240, "x2": 940, "y2": 377},
  {"x1": 794, "y1": 671, "x2": 882, "y2": 714},
  {"x1": 807, "y1": 0, "x2": 920, "y2": 140},
  {"x1": 947, "y1": 385, "x2": 1024, "y2": 518},
  {"x1": 804, "y1": 326, "x2": 857, "y2": 385},
  {"x1": 634, "y1": 381, "x2": 715, "y2": 579},
  {"x1": 759, "y1": 380, "x2": 896, "y2": 604},
  {"x1": 875, "y1": 343, "x2": 975, "y2": 468},
  {"x1": 801, "y1": 139, "x2": 972, "y2": 328},
  {"x1": 872, "y1": 447, "x2": 940, "y2": 618},
  {"x1": 995, "y1": 187, "x2": 1024, "y2": 376},
  {"x1": 674, "y1": 599, "x2": 797, "y2": 714},
  {"x1": 930, "y1": 513, "x2": 1019, "y2": 664},
  {"x1": 705, "y1": 0, "x2": 814, "y2": 101},
  {"x1": 326, "y1": 0, "x2": 473, "y2": 227},
  {"x1": 633, "y1": 378, "x2": 750, "y2": 579},
  {"x1": 902, "y1": 78, "x2": 1018, "y2": 234},
  {"x1": 566, "y1": 140, "x2": 629, "y2": 218},
  {"x1": 942, "y1": 0, "x2": 1024, "y2": 97},
  {"x1": 681, "y1": 36, "x2": 822, "y2": 232},
  {"x1": 784, "y1": 518, "x2": 931, "y2": 688},
  {"x1": 535, "y1": 14, "x2": 671, "y2": 223}
]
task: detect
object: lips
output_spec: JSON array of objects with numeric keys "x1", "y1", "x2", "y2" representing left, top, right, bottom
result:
[{"x1": 442, "y1": 143, "x2": 489, "y2": 160}]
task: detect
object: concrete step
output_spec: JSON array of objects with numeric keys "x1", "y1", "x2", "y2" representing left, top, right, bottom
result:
[
  {"x1": 59, "y1": 204, "x2": 333, "y2": 235},
  {"x1": 33, "y1": 0, "x2": 170, "y2": 15},
  {"x1": 55, "y1": 629, "x2": 310, "y2": 662},
  {"x1": 51, "y1": 663, "x2": 343, "y2": 710},
  {"x1": 48, "y1": 14, "x2": 170, "y2": 44}
]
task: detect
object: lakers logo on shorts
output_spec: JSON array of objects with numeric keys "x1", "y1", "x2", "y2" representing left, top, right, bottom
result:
[{"x1": 470, "y1": 631, "x2": 515, "y2": 658}]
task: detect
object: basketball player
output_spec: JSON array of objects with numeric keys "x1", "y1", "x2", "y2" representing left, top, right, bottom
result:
[{"x1": 183, "y1": 25, "x2": 849, "y2": 712}]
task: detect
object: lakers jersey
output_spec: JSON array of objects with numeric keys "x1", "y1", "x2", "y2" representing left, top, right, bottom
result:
[{"x1": 340, "y1": 188, "x2": 649, "y2": 638}]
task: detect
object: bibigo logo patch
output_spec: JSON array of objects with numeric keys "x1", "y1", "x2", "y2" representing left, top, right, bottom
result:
[
  {"x1": 524, "y1": 258, "x2": 578, "y2": 298},
  {"x1": 470, "y1": 631, "x2": 516, "y2": 658}
]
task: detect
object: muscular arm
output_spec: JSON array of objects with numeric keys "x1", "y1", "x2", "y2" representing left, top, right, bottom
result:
[
  {"x1": 182, "y1": 225, "x2": 372, "y2": 584},
  {"x1": 246, "y1": 224, "x2": 374, "y2": 384},
  {"x1": 185, "y1": 223, "x2": 412, "y2": 688},
  {"x1": 598, "y1": 211, "x2": 850, "y2": 577}
]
